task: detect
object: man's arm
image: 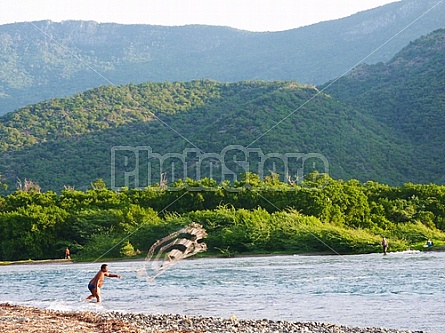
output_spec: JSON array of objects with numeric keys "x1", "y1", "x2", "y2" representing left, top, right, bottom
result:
[{"x1": 105, "y1": 273, "x2": 122, "y2": 279}]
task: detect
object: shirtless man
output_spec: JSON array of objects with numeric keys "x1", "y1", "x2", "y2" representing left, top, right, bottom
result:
[
  {"x1": 64, "y1": 248, "x2": 71, "y2": 260},
  {"x1": 85, "y1": 264, "x2": 121, "y2": 303}
]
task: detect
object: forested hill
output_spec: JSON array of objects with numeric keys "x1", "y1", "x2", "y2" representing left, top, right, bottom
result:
[
  {"x1": 1, "y1": 27, "x2": 445, "y2": 192},
  {"x1": 0, "y1": 80, "x2": 412, "y2": 191},
  {"x1": 1, "y1": 0, "x2": 445, "y2": 115},
  {"x1": 321, "y1": 27, "x2": 445, "y2": 185}
]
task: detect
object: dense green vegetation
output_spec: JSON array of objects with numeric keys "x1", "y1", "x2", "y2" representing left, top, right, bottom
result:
[
  {"x1": 1, "y1": 0, "x2": 444, "y2": 114},
  {"x1": 322, "y1": 27, "x2": 445, "y2": 184},
  {"x1": 1, "y1": 173, "x2": 444, "y2": 261}
]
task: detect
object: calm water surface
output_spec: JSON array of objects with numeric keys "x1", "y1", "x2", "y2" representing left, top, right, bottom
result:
[{"x1": 0, "y1": 251, "x2": 444, "y2": 333}]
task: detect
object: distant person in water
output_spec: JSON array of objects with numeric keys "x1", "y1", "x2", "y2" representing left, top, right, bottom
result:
[
  {"x1": 381, "y1": 237, "x2": 388, "y2": 255},
  {"x1": 64, "y1": 247, "x2": 71, "y2": 260},
  {"x1": 85, "y1": 264, "x2": 121, "y2": 303}
]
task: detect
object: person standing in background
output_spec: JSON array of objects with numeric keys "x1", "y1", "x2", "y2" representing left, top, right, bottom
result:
[
  {"x1": 381, "y1": 237, "x2": 388, "y2": 255},
  {"x1": 64, "y1": 247, "x2": 71, "y2": 259}
]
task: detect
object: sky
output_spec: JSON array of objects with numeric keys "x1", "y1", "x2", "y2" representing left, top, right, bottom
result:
[{"x1": 1, "y1": 0, "x2": 400, "y2": 32}]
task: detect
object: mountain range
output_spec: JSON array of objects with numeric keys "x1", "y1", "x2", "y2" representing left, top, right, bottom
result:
[
  {"x1": 0, "y1": 26, "x2": 444, "y2": 191},
  {"x1": 0, "y1": 0, "x2": 444, "y2": 115},
  {"x1": 0, "y1": 0, "x2": 444, "y2": 192}
]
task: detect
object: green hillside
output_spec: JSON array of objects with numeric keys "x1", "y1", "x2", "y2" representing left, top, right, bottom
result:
[
  {"x1": 1, "y1": 0, "x2": 444, "y2": 115},
  {"x1": 321, "y1": 28, "x2": 445, "y2": 184},
  {"x1": 0, "y1": 80, "x2": 412, "y2": 192}
]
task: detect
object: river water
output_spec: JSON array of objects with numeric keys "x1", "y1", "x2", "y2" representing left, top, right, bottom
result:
[{"x1": 0, "y1": 251, "x2": 443, "y2": 332}]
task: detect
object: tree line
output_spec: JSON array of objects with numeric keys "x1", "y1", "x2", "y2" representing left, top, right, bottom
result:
[{"x1": 1, "y1": 173, "x2": 444, "y2": 261}]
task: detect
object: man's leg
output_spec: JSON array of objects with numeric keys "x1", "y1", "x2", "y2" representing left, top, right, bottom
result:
[
  {"x1": 95, "y1": 288, "x2": 101, "y2": 302},
  {"x1": 86, "y1": 287, "x2": 99, "y2": 302}
]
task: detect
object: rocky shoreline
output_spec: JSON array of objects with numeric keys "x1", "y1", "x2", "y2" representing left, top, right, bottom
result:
[{"x1": 0, "y1": 303, "x2": 424, "y2": 333}]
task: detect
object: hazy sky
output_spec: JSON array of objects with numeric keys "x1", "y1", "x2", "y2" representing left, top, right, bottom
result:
[{"x1": 1, "y1": 0, "x2": 400, "y2": 32}]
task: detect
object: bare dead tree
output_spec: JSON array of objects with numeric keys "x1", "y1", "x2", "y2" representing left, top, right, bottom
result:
[
  {"x1": 286, "y1": 173, "x2": 301, "y2": 186},
  {"x1": 159, "y1": 172, "x2": 168, "y2": 190},
  {"x1": 16, "y1": 178, "x2": 41, "y2": 193}
]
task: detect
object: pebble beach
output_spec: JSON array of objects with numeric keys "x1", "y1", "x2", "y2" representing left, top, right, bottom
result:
[{"x1": 0, "y1": 303, "x2": 425, "y2": 333}]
